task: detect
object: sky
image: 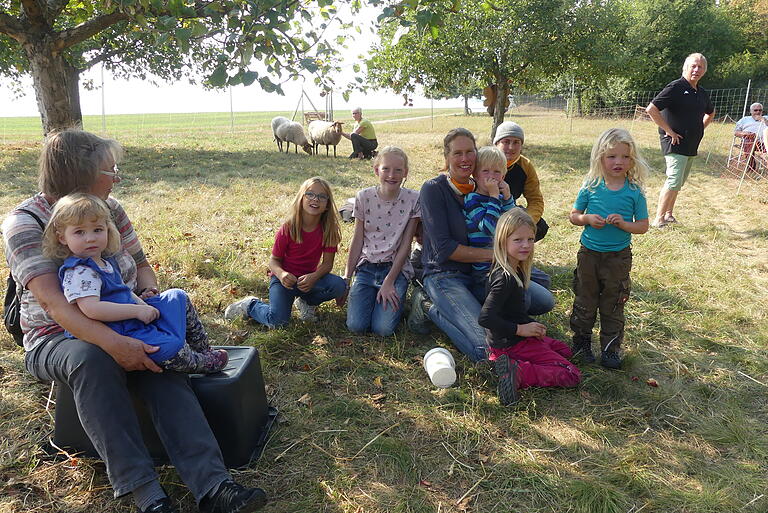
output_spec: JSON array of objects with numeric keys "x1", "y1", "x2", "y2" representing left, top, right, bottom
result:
[{"x1": 0, "y1": 7, "x2": 468, "y2": 118}]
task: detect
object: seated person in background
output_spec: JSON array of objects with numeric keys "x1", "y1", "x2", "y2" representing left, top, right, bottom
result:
[
  {"x1": 463, "y1": 146, "x2": 516, "y2": 282},
  {"x1": 342, "y1": 107, "x2": 378, "y2": 159},
  {"x1": 494, "y1": 121, "x2": 549, "y2": 241},
  {"x1": 734, "y1": 103, "x2": 768, "y2": 172}
]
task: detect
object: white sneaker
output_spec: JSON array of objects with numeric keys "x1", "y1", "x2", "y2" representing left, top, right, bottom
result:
[
  {"x1": 224, "y1": 296, "x2": 256, "y2": 320},
  {"x1": 295, "y1": 298, "x2": 317, "y2": 322}
]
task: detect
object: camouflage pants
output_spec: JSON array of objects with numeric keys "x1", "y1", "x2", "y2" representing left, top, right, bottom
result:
[{"x1": 570, "y1": 245, "x2": 632, "y2": 352}]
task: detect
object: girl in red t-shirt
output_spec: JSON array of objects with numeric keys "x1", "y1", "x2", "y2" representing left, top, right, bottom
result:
[{"x1": 224, "y1": 177, "x2": 346, "y2": 326}]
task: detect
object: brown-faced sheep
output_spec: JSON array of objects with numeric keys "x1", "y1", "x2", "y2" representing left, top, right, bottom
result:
[{"x1": 308, "y1": 120, "x2": 344, "y2": 157}]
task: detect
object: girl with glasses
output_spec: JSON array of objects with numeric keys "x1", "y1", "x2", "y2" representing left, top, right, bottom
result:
[{"x1": 224, "y1": 176, "x2": 346, "y2": 326}]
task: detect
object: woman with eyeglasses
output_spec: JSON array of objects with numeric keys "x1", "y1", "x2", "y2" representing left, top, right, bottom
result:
[
  {"x1": 2, "y1": 129, "x2": 266, "y2": 513},
  {"x1": 224, "y1": 176, "x2": 346, "y2": 326}
]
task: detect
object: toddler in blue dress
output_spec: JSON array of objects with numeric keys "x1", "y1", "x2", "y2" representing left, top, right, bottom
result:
[{"x1": 43, "y1": 193, "x2": 227, "y2": 373}]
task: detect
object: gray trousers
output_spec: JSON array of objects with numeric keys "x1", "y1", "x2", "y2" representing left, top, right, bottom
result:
[{"x1": 26, "y1": 334, "x2": 230, "y2": 500}]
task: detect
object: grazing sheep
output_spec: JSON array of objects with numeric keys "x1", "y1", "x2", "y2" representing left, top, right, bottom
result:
[
  {"x1": 275, "y1": 121, "x2": 313, "y2": 155},
  {"x1": 271, "y1": 116, "x2": 291, "y2": 152},
  {"x1": 308, "y1": 120, "x2": 344, "y2": 157}
]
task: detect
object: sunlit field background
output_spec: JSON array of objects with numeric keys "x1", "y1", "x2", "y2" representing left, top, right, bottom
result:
[{"x1": 1, "y1": 107, "x2": 766, "y2": 513}]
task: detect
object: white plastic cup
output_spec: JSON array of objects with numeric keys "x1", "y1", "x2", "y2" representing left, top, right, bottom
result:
[{"x1": 423, "y1": 347, "x2": 457, "y2": 388}]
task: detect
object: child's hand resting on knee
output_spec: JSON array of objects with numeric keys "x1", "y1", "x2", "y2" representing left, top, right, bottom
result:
[{"x1": 516, "y1": 321, "x2": 546, "y2": 338}]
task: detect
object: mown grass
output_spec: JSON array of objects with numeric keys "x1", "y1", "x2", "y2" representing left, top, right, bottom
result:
[{"x1": 1, "y1": 108, "x2": 767, "y2": 513}]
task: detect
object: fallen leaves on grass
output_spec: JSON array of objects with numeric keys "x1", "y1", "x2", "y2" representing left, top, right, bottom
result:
[
  {"x1": 373, "y1": 376, "x2": 383, "y2": 389},
  {"x1": 312, "y1": 335, "x2": 329, "y2": 346},
  {"x1": 646, "y1": 378, "x2": 659, "y2": 387},
  {"x1": 297, "y1": 393, "x2": 312, "y2": 407}
]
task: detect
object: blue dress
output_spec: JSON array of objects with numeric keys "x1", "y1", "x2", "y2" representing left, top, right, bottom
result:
[{"x1": 59, "y1": 256, "x2": 187, "y2": 363}]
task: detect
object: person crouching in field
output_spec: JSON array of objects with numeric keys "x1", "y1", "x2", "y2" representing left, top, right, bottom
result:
[
  {"x1": 343, "y1": 146, "x2": 420, "y2": 336},
  {"x1": 569, "y1": 128, "x2": 650, "y2": 369},
  {"x1": 224, "y1": 177, "x2": 346, "y2": 326},
  {"x1": 478, "y1": 209, "x2": 581, "y2": 406}
]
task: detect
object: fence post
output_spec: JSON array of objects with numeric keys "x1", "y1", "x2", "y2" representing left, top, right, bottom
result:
[{"x1": 741, "y1": 79, "x2": 751, "y2": 118}]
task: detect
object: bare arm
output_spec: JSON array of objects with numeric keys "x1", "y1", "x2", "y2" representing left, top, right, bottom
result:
[
  {"x1": 448, "y1": 244, "x2": 493, "y2": 263},
  {"x1": 703, "y1": 110, "x2": 715, "y2": 129},
  {"x1": 605, "y1": 214, "x2": 649, "y2": 234},
  {"x1": 296, "y1": 251, "x2": 336, "y2": 292},
  {"x1": 343, "y1": 218, "x2": 366, "y2": 281},
  {"x1": 646, "y1": 103, "x2": 682, "y2": 145},
  {"x1": 268, "y1": 255, "x2": 297, "y2": 289},
  {"x1": 27, "y1": 273, "x2": 161, "y2": 372},
  {"x1": 75, "y1": 295, "x2": 159, "y2": 324},
  {"x1": 569, "y1": 208, "x2": 606, "y2": 229}
]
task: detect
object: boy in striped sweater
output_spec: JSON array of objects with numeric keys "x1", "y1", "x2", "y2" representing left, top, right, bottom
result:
[{"x1": 463, "y1": 146, "x2": 516, "y2": 282}]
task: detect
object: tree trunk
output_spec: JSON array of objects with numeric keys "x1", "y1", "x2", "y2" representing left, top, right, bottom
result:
[
  {"x1": 25, "y1": 40, "x2": 83, "y2": 135},
  {"x1": 490, "y1": 80, "x2": 508, "y2": 142},
  {"x1": 463, "y1": 94, "x2": 470, "y2": 115}
]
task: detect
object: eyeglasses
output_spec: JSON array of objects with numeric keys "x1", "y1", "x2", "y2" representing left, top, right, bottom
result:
[
  {"x1": 753, "y1": 109, "x2": 763, "y2": 113},
  {"x1": 304, "y1": 191, "x2": 329, "y2": 202},
  {"x1": 100, "y1": 164, "x2": 120, "y2": 178}
]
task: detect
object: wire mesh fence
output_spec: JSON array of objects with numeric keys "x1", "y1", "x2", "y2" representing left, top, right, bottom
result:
[{"x1": 2, "y1": 85, "x2": 767, "y2": 199}]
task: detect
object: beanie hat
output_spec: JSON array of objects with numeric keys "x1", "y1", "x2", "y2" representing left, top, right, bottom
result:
[{"x1": 493, "y1": 121, "x2": 524, "y2": 145}]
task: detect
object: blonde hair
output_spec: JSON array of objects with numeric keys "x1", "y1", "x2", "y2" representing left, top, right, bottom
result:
[
  {"x1": 475, "y1": 146, "x2": 506, "y2": 174},
  {"x1": 287, "y1": 177, "x2": 341, "y2": 247},
  {"x1": 38, "y1": 129, "x2": 123, "y2": 200},
  {"x1": 42, "y1": 193, "x2": 121, "y2": 261},
  {"x1": 373, "y1": 145, "x2": 409, "y2": 170},
  {"x1": 491, "y1": 209, "x2": 535, "y2": 288},
  {"x1": 584, "y1": 128, "x2": 650, "y2": 193}
]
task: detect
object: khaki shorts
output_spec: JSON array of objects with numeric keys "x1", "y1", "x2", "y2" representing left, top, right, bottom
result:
[{"x1": 664, "y1": 153, "x2": 695, "y2": 191}]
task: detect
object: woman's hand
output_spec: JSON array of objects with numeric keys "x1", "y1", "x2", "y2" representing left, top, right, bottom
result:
[
  {"x1": 516, "y1": 321, "x2": 547, "y2": 338},
  {"x1": 105, "y1": 336, "x2": 162, "y2": 372},
  {"x1": 279, "y1": 271, "x2": 298, "y2": 289},
  {"x1": 296, "y1": 272, "x2": 319, "y2": 292},
  {"x1": 136, "y1": 304, "x2": 160, "y2": 324},
  {"x1": 376, "y1": 281, "x2": 400, "y2": 311}
]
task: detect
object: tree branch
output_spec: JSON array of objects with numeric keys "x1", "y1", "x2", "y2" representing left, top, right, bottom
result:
[
  {"x1": 0, "y1": 11, "x2": 25, "y2": 40},
  {"x1": 83, "y1": 48, "x2": 123, "y2": 70},
  {"x1": 55, "y1": 11, "x2": 130, "y2": 51},
  {"x1": 45, "y1": 0, "x2": 71, "y2": 22},
  {"x1": 20, "y1": 0, "x2": 47, "y2": 26}
]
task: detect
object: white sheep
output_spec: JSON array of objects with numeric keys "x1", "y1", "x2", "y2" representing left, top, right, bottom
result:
[
  {"x1": 270, "y1": 116, "x2": 290, "y2": 152},
  {"x1": 308, "y1": 120, "x2": 344, "y2": 157},
  {"x1": 275, "y1": 121, "x2": 313, "y2": 155}
]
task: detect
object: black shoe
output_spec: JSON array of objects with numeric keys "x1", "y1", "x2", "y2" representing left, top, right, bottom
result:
[
  {"x1": 494, "y1": 354, "x2": 520, "y2": 406},
  {"x1": 139, "y1": 497, "x2": 179, "y2": 513},
  {"x1": 572, "y1": 335, "x2": 595, "y2": 364},
  {"x1": 199, "y1": 480, "x2": 267, "y2": 513},
  {"x1": 406, "y1": 285, "x2": 431, "y2": 335},
  {"x1": 600, "y1": 350, "x2": 622, "y2": 370}
]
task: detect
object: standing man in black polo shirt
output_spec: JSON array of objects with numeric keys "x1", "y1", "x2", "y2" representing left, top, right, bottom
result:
[{"x1": 646, "y1": 53, "x2": 715, "y2": 228}]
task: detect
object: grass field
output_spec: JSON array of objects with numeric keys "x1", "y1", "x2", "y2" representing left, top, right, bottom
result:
[{"x1": 1, "y1": 108, "x2": 767, "y2": 513}]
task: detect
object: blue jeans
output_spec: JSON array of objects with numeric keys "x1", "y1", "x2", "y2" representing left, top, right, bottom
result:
[
  {"x1": 346, "y1": 262, "x2": 408, "y2": 336},
  {"x1": 247, "y1": 273, "x2": 346, "y2": 327},
  {"x1": 424, "y1": 268, "x2": 555, "y2": 362}
]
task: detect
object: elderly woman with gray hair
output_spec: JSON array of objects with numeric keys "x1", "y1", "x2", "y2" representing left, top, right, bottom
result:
[{"x1": 2, "y1": 129, "x2": 266, "y2": 513}]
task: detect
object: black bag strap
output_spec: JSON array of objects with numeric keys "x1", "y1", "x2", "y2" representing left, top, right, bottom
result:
[{"x1": 9, "y1": 208, "x2": 46, "y2": 295}]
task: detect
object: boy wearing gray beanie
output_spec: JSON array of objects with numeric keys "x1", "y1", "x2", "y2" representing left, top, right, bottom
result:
[{"x1": 494, "y1": 122, "x2": 549, "y2": 241}]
